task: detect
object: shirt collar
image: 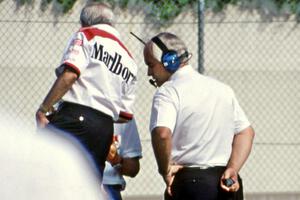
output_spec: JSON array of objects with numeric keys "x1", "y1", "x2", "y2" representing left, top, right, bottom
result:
[
  {"x1": 92, "y1": 24, "x2": 120, "y2": 39},
  {"x1": 169, "y1": 65, "x2": 194, "y2": 81}
]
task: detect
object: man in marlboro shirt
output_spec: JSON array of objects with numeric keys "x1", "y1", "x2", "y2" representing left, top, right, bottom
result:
[{"x1": 35, "y1": 2, "x2": 137, "y2": 179}]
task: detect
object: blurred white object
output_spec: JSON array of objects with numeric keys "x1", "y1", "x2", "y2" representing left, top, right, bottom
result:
[{"x1": 0, "y1": 115, "x2": 107, "y2": 200}]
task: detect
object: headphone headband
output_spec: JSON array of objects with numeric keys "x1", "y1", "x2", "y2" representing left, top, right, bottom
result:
[
  {"x1": 151, "y1": 36, "x2": 189, "y2": 73},
  {"x1": 151, "y1": 36, "x2": 168, "y2": 53},
  {"x1": 151, "y1": 36, "x2": 189, "y2": 62}
]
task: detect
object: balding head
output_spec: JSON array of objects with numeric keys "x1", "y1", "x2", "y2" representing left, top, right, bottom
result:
[{"x1": 80, "y1": 2, "x2": 114, "y2": 27}]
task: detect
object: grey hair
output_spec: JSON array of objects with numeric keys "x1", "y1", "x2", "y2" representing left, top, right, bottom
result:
[
  {"x1": 80, "y1": 2, "x2": 114, "y2": 27},
  {"x1": 152, "y1": 32, "x2": 190, "y2": 64}
]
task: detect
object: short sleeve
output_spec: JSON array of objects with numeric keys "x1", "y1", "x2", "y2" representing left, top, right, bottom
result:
[
  {"x1": 232, "y1": 92, "x2": 251, "y2": 134},
  {"x1": 115, "y1": 118, "x2": 142, "y2": 158},
  {"x1": 149, "y1": 86, "x2": 178, "y2": 133},
  {"x1": 56, "y1": 31, "x2": 90, "y2": 77}
]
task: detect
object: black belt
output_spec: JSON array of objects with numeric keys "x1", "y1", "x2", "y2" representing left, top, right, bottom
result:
[
  {"x1": 181, "y1": 166, "x2": 226, "y2": 171},
  {"x1": 176, "y1": 166, "x2": 227, "y2": 178}
]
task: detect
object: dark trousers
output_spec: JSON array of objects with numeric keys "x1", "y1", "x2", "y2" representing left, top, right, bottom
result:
[
  {"x1": 165, "y1": 167, "x2": 243, "y2": 200},
  {"x1": 46, "y1": 101, "x2": 113, "y2": 179}
]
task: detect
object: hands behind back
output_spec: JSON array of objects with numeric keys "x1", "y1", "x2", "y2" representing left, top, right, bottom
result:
[{"x1": 220, "y1": 167, "x2": 240, "y2": 192}]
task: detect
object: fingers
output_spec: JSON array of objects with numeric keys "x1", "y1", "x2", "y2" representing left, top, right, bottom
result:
[
  {"x1": 220, "y1": 168, "x2": 240, "y2": 192},
  {"x1": 36, "y1": 111, "x2": 49, "y2": 128},
  {"x1": 164, "y1": 187, "x2": 173, "y2": 199},
  {"x1": 106, "y1": 144, "x2": 118, "y2": 162},
  {"x1": 162, "y1": 164, "x2": 184, "y2": 198},
  {"x1": 169, "y1": 164, "x2": 183, "y2": 175},
  {"x1": 220, "y1": 180, "x2": 240, "y2": 192},
  {"x1": 164, "y1": 176, "x2": 174, "y2": 197},
  {"x1": 163, "y1": 165, "x2": 183, "y2": 197},
  {"x1": 167, "y1": 185, "x2": 172, "y2": 196},
  {"x1": 163, "y1": 165, "x2": 183, "y2": 184}
]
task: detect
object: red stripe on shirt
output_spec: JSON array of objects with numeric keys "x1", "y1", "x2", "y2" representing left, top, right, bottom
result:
[
  {"x1": 80, "y1": 27, "x2": 133, "y2": 59},
  {"x1": 63, "y1": 62, "x2": 81, "y2": 76},
  {"x1": 119, "y1": 111, "x2": 133, "y2": 121}
]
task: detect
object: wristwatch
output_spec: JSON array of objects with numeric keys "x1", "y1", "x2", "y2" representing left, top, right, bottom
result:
[{"x1": 38, "y1": 104, "x2": 53, "y2": 116}]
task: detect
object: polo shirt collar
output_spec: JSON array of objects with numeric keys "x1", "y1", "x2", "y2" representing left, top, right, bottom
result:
[
  {"x1": 169, "y1": 65, "x2": 194, "y2": 81},
  {"x1": 92, "y1": 24, "x2": 120, "y2": 38}
]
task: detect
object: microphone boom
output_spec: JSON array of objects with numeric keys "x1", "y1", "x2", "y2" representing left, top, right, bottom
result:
[{"x1": 130, "y1": 32, "x2": 146, "y2": 45}]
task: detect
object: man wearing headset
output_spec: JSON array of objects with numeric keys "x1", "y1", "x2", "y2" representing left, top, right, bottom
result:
[{"x1": 144, "y1": 32, "x2": 255, "y2": 200}]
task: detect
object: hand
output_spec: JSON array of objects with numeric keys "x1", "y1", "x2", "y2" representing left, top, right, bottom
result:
[
  {"x1": 162, "y1": 164, "x2": 183, "y2": 196},
  {"x1": 220, "y1": 167, "x2": 240, "y2": 192},
  {"x1": 106, "y1": 142, "x2": 122, "y2": 165},
  {"x1": 35, "y1": 110, "x2": 49, "y2": 128}
]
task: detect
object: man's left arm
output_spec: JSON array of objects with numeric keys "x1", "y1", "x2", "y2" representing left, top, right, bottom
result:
[
  {"x1": 120, "y1": 157, "x2": 140, "y2": 177},
  {"x1": 106, "y1": 145, "x2": 141, "y2": 177}
]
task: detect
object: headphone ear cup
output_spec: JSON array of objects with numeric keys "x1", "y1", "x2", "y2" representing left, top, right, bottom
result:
[{"x1": 162, "y1": 51, "x2": 180, "y2": 73}]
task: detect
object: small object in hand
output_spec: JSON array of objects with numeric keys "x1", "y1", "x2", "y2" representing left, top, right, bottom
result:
[{"x1": 223, "y1": 178, "x2": 235, "y2": 187}]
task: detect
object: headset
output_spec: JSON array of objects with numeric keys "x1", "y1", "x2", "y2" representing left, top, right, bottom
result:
[
  {"x1": 151, "y1": 36, "x2": 188, "y2": 73},
  {"x1": 130, "y1": 32, "x2": 189, "y2": 87}
]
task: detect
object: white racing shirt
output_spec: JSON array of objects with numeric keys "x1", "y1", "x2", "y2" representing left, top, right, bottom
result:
[
  {"x1": 103, "y1": 118, "x2": 142, "y2": 189},
  {"x1": 56, "y1": 24, "x2": 137, "y2": 121},
  {"x1": 150, "y1": 65, "x2": 250, "y2": 167}
]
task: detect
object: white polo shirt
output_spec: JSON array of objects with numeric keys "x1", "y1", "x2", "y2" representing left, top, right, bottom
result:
[
  {"x1": 150, "y1": 65, "x2": 250, "y2": 167},
  {"x1": 56, "y1": 24, "x2": 137, "y2": 121},
  {"x1": 103, "y1": 118, "x2": 142, "y2": 189}
]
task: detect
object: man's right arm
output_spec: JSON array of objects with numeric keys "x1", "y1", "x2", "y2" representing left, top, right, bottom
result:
[
  {"x1": 36, "y1": 68, "x2": 78, "y2": 128},
  {"x1": 151, "y1": 127, "x2": 173, "y2": 176}
]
